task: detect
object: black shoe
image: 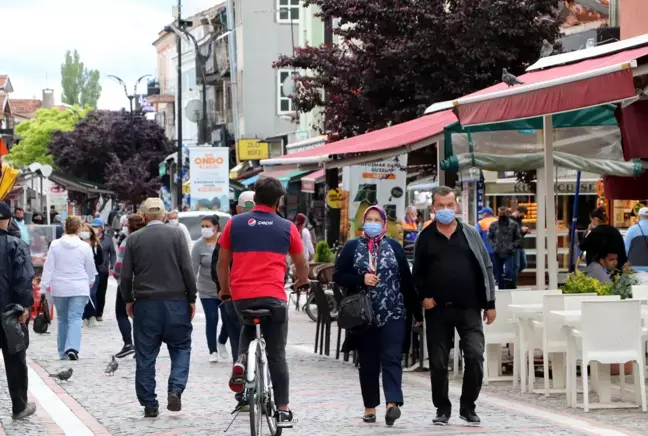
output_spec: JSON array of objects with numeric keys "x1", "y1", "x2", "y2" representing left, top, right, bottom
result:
[
  {"x1": 144, "y1": 407, "x2": 159, "y2": 418},
  {"x1": 460, "y1": 409, "x2": 480, "y2": 425},
  {"x1": 362, "y1": 413, "x2": 376, "y2": 423},
  {"x1": 433, "y1": 411, "x2": 450, "y2": 426},
  {"x1": 385, "y1": 406, "x2": 401, "y2": 426},
  {"x1": 65, "y1": 349, "x2": 79, "y2": 361},
  {"x1": 12, "y1": 402, "x2": 36, "y2": 420},
  {"x1": 167, "y1": 392, "x2": 182, "y2": 412},
  {"x1": 276, "y1": 410, "x2": 294, "y2": 428},
  {"x1": 115, "y1": 344, "x2": 135, "y2": 359}
]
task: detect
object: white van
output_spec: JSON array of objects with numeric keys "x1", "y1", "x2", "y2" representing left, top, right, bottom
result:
[{"x1": 177, "y1": 211, "x2": 231, "y2": 248}]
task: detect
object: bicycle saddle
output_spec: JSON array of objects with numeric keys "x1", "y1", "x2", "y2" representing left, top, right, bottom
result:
[{"x1": 241, "y1": 309, "x2": 272, "y2": 318}]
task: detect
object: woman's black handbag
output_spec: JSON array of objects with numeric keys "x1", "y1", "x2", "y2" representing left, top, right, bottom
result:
[
  {"x1": 337, "y1": 291, "x2": 373, "y2": 331},
  {"x1": 33, "y1": 297, "x2": 51, "y2": 334}
]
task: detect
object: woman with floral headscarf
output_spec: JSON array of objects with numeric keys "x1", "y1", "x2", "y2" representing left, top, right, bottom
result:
[{"x1": 333, "y1": 205, "x2": 421, "y2": 427}]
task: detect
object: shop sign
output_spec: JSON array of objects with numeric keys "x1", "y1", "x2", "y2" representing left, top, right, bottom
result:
[
  {"x1": 237, "y1": 139, "x2": 269, "y2": 161},
  {"x1": 510, "y1": 182, "x2": 597, "y2": 194},
  {"x1": 302, "y1": 179, "x2": 315, "y2": 194},
  {"x1": 326, "y1": 188, "x2": 344, "y2": 209},
  {"x1": 188, "y1": 147, "x2": 229, "y2": 212}
]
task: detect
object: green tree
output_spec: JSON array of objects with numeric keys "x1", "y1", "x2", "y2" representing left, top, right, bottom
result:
[
  {"x1": 60, "y1": 50, "x2": 102, "y2": 108},
  {"x1": 8, "y1": 106, "x2": 89, "y2": 166}
]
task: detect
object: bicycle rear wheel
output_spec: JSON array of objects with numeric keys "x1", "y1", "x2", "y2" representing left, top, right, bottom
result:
[
  {"x1": 264, "y1": 359, "x2": 281, "y2": 436},
  {"x1": 248, "y1": 355, "x2": 263, "y2": 436}
]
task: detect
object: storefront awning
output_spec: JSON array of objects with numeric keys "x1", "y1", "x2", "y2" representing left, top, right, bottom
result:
[
  {"x1": 261, "y1": 111, "x2": 455, "y2": 170},
  {"x1": 241, "y1": 169, "x2": 310, "y2": 188},
  {"x1": 425, "y1": 34, "x2": 648, "y2": 126},
  {"x1": 300, "y1": 168, "x2": 326, "y2": 194}
]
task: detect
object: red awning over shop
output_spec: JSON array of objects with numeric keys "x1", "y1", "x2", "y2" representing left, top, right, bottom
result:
[
  {"x1": 426, "y1": 42, "x2": 648, "y2": 126},
  {"x1": 301, "y1": 168, "x2": 326, "y2": 193},
  {"x1": 261, "y1": 110, "x2": 456, "y2": 168}
]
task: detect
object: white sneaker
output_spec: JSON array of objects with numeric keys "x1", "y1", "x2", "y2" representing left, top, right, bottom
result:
[
  {"x1": 218, "y1": 342, "x2": 229, "y2": 361},
  {"x1": 209, "y1": 352, "x2": 219, "y2": 363},
  {"x1": 83, "y1": 319, "x2": 90, "y2": 328},
  {"x1": 89, "y1": 317, "x2": 98, "y2": 327}
]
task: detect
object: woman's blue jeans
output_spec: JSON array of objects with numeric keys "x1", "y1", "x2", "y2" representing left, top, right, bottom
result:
[
  {"x1": 83, "y1": 275, "x2": 99, "y2": 320},
  {"x1": 53, "y1": 296, "x2": 89, "y2": 358},
  {"x1": 200, "y1": 298, "x2": 228, "y2": 354}
]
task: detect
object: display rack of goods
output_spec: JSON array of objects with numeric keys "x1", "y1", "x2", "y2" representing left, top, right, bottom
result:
[{"x1": 519, "y1": 202, "x2": 537, "y2": 222}]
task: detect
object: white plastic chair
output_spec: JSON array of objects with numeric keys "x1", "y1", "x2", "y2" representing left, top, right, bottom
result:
[
  {"x1": 530, "y1": 294, "x2": 597, "y2": 396},
  {"x1": 578, "y1": 300, "x2": 647, "y2": 412},
  {"x1": 632, "y1": 285, "x2": 648, "y2": 300},
  {"x1": 509, "y1": 289, "x2": 561, "y2": 391},
  {"x1": 483, "y1": 290, "x2": 515, "y2": 385}
]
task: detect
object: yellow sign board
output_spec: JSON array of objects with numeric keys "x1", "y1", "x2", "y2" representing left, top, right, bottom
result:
[
  {"x1": 237, "y1": 139, "x2": 269, "y2": 161},
  {"x1": 326, "y1": 188, "x2": 344, "y2": 209}
]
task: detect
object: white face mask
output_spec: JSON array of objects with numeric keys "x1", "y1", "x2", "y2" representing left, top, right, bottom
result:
[
  {"x1": 169, "y1": 219, "x2": 179, "y2": 226},
  {"x1": 122, "y1": 226, "x2": 129, "y2": 235},
  {"x1": 79, "y1": 231, "x2": 91, "y2": 240},
  {"x1": 201, "y1": 228, "x2": 214, "y2": 239}
]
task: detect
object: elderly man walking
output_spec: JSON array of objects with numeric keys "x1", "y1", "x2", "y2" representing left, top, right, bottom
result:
[{"x1": 120, "y1": 198, "x2": 198, "y2": 418}]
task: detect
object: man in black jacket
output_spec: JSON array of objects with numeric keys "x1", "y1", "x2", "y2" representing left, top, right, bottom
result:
[
  {"x1": 0, "y1": 202, "x2": 36, "y2": 420},
  {"x1": 413, "y1": 187, "x2": 496, "y2": 426}
]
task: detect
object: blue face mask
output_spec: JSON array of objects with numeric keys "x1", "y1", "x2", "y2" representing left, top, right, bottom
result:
[
  {"x1": 363, "y1": 222, "x2": 382, "y2": 238},
  {"x1": 435, "y1": 209, "x2": 456, "y2": 225}
]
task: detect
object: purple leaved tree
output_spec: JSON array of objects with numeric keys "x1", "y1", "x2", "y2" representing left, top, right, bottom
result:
[
  {"x1": 49, "y1": 111, "x2": 173, "y2": 207},
  {"x1": 275, "y1": 0, "x2": 561, "y2": 139}
]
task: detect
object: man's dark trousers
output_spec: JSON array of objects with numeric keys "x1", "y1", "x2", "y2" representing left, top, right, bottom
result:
[
  {"x1": 0, "y1": 326, "x2": 29, "y2": 415},
  {"x1": 133, "y1": 300, "x2": 192, "y2": 408},
  {"x1": 221, "y1": 300, "x2": 241, "y2": 362},
  {"x1": 235, "y1": 297, "x2": 289, "y2": 405},
  {"x1": 95, "y1": 271, "x2": 110, "y2": 318},
  {"x1": 425, "y1": 305, "x2": 485, "y2": 415}
]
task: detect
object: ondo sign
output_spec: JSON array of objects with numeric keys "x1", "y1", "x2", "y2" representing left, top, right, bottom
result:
[
  {"x1": 193, "y1": 155, "x2": 225, "y2": 167},
  {"x1": 237, "y1": 139, "x2": 269, "y2": 161}
]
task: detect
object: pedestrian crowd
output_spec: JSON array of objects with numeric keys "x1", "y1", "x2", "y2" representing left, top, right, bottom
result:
[{"x1": 5, "y1": 179, "x2": 647, "y2": 430}]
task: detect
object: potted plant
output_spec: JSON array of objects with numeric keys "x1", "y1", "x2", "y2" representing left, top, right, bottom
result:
[
  {"x1": 562, "y1": 271, "x2": 612, "y2": 296},
  {"x1": 314, "y1": 241, "x2": 335, "y2": 263}
]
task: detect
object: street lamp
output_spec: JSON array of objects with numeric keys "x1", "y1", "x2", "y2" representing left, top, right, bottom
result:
[
  {"x1": 107, "y1": 74, "x2": 152, "y2": 116},
  {"x1": 164, "y1": 22, "x2": 225, "y2": 145}
]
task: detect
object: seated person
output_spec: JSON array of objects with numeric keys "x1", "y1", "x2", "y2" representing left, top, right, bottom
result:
[{"x1": 583, "y1": 250, "x2": 618, "y2": 284}]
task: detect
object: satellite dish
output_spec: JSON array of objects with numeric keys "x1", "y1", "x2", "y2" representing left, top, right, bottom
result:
[
  {"x1": 185, "y1": 100, "x2": 202, "y2": 123},
  {"x1": 282, "y1": 74, "x2": 296, "y2": 97},
  {"x1": 40, "y1": 165, "x2": 53, "y2": 178}
]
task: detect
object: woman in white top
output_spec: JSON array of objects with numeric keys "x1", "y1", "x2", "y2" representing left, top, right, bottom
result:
[
  {"x1": 294, "y1": 213, "x2": 315, "y2": 261},
  {"x1": 41, "y1": 216, "x2": 97, "y2": 360}
]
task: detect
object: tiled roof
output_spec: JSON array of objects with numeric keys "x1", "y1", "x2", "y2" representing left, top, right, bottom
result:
[
  {"x1": 8, "y1": 99, "x2": 42, "y2": 118},
  {"x1": 0, "y1": 75, "x2": 6, "y2": 88}
]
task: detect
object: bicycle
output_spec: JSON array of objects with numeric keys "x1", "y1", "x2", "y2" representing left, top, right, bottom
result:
[{"x1": 239, "y1": 308, "x2": 285, "y2": 436}]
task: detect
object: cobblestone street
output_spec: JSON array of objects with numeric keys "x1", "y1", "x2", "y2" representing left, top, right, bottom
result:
[{"x1": 0, "y1": 280, "x2": 645, "y2": 435}]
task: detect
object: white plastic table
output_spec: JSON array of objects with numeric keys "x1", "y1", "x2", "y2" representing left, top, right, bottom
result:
[{"x1": 508, "y1": 304, "x2": 545, "y2": 393}]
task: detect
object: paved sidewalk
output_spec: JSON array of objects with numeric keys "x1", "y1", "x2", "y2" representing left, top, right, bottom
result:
[{"x1": 0, "y1": 280, "x2": 644, "y2": 435}]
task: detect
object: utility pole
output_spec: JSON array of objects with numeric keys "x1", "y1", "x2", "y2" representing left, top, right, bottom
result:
[
  {"x1": 225, "y1": 0, "x2": 240, "y2": 145},
  {"x1": 176, "y1": 0, "x2": 183, "y2": 208}
]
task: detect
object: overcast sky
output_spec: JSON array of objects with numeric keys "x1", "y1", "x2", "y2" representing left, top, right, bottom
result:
[{"x1": 1, "y1": 0, "x2": 218, "y2": 110}]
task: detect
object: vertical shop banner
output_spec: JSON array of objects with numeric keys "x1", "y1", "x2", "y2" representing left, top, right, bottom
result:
[
  {"x1": 188, "y1": 147, "x2": 230, "y2": 212},
  {"x1": 342, "y1": 155, "x2": 408, "y2": 243}
]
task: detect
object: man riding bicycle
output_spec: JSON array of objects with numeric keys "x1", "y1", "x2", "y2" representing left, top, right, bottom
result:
[{"x1": 217, "y1": 176, "x2": 309, "y2": 427}]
